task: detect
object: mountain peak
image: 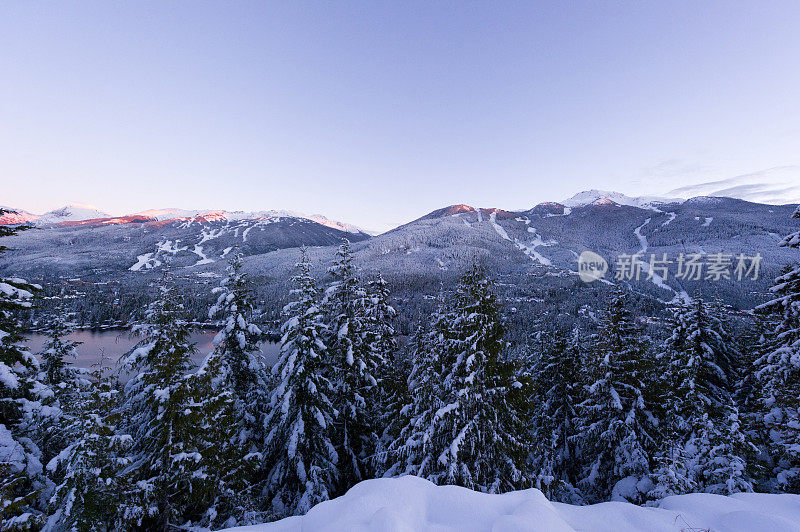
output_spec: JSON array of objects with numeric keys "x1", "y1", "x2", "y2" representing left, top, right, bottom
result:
[
  {"x1": 0, "y1": 207, "x2": 38, "y2": 225},
  {"x1": 562, "y1": 190, "x2": 673, "y2": 209},
  {"x1": 33, "y1": 205, "x2": 111, "y2": 226},
  {"x1": 418, "y1": 204, "x2": 476, "y2": 221}
]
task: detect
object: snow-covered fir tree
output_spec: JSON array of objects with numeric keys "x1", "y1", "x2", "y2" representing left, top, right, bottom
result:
[
  {"x1": 0, "y1": 215, "x2": 47, "y2": 530},
  {"x1": 648, "y1": 442, "x2": 697, "y2": 499},
  {"x1": 651, "y1": 298, "x2": 755, "y2": 496},
  {"x1": 208, "y1": 254, "x2": 267, "y2": 447},
  {"x1": 35, "y1": 312, "x2": 87, "y2": 464},
  {"x1": 200, "y1": 252, "x2": 267, "y2": 521},
  {"x1": 44, "y1": 356, "x2": 133, "y2": 531},
  {"x1": 188, "y1": 349, "x2": 263, "y2": 528},
  {"x1": 362, "y1": 273, "x2": 397, "y2": 363},
  {"x1": 387, "y1": 263, "x2": 532, "y2": 493},
  {"x1": 529, "y1": 326, "x2": 585, "y2": 503},
  {"x1": 577, "y1": 290, "x2": 658, "y2": 503},
  {"x1": 734, "y1": 315, "x2": 769, "y2": 430},
  {"x1": 381, "y1": 318, "x2": 443, "y2": 479},
  {"x1": 324, "y1": 240, "x2": 385, "y2": 492},
  {"x1": 118, "y1": 275, "x2": 203, "y2": 529},
  {"x1": 755, "y1": 205, "x2": 800, "y2": 492},
  {"x1": 39, "y1": 312, "x2": 81, "y2": 388},
  {"x1": 362, "y1": 273, "x2": 404, "y2": 461},
  {"x1": 264, "y1": 249, "x2": 338, "y2": 516}
]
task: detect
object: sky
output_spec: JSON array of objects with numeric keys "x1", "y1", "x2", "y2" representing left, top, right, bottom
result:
[{"x1": 1, "y1": 1, "x2": 799, "y2": 232}]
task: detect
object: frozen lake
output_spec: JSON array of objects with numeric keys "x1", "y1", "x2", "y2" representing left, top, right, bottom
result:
[{"x1": 25, "y1": 329, "x2": 281, "y2": 374}]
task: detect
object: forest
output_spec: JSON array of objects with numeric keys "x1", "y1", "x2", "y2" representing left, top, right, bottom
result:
[{"x1": 1, "y1": 206, "x2": 799, "y2": 531}]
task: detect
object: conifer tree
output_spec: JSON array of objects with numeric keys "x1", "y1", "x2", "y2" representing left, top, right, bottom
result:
[
  {"x1": 381, "y1": 319, "x2": 444, "y2": 479},
  {"x1": 324, "y1": 240, "x2": 384, "y2": 492},
  {"x1": 264, "y1": 249, "x2": 338, "y2": 517},
  {"x1": 39, "y1": 312, "x2": 81, "y2": 388},
  {"x1": 208, "y1": 254, "x2": 266, "y2": 446},
  {"x1": 44, "y1": 356, "x2": 132, "y2": 531},
  {"x1": 577, "y1": 290, "x2": 658, "y2": 503},
  {"x1": 734, "y1": 316, "x2": 768, "y2": 425},
  {"x1": 35, "y1": 312, "x2": 86, "y2": 464},
  {"x1": 387, "y1": 264, "x2": 531, "y2": 493},
  {"x1": 755, "y1": 205, "x2": 800, "y2": 492},
  {"x1": 529, "y1": 327, "x2": 585, "y2": 502},
  {"x1": 652, "y1": 298, "x2": 755, "y2": 496},
  {"x1": 648, "y1": 444, "x2": 697, "y2": 499},
  {"x1": 118, "y1": 276, "x2": 202, "y2": 529},
  {"x1": 0, "y1": 214, "x2": 47, "y2": 530},
  {"x1": 363, "y1": 273, "x2": 397, "y2": 363},
  {"x1": 188, "y1": 350, "x2": 262, "y2": 528},
  {"x1": 363, "y1": 273, "x2": 404, "y2": 459}
]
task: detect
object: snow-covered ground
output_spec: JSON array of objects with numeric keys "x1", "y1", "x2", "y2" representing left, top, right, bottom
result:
[{"x1": 223, "y1": 476, "x2": 800, "y2": 532}]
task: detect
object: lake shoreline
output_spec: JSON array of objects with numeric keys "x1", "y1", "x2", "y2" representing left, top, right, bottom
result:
[
  {"x1": 25, "y1": 322, "x2": 282, "y2": 342},
  {"x1": 25, "y1": 329, "x2": 282, "y2": 372}
]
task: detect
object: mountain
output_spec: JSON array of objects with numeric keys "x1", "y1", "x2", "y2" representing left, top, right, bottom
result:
[
  {"x1": 127, "y1": 208, "x2": 368, "y2": 234},
  {"x1": 0, "y1": 207, "x2": 39, "y2": 225},
  {"x1": 561, "y1": 190, "x2": 675, "y2": 209},
  {"x1": 0, "y1": 205, "x2": 370, "y2": 235},
  {"x1": 34, "y1": 204, "x2": 111, "y2": 225},
  {"x1": 0, "y1": 204, "x2": 111, "y2": 226},
  {"x1": 2, "y1": 191, "x2": 797, "y2": 334},
  {"x1": 0, "y1": 212, "x2": 370, "y2": 279},
  {"x1": 235, "y1": 194, "x2": 798, "y2": 335}
]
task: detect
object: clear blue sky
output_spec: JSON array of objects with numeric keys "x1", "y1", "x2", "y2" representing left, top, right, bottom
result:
[{"x1": 2, "y1": 1, "x2": 799, "y2": 231}]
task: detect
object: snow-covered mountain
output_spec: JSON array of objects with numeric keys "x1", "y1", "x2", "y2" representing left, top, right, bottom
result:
[
  {"x1": 1, "y1": 192, "x2": 797, "y2": 325},
  {"x1": 0, "y1": 203, "x2": 110, "y2": 227},
  {"x1": 561, "y1": 190, "x2": 675, "y2": 209},
  {"x1": 0, "y1": 206, "x2": 39, "y2": 225},
  {"x1": 127, "y1": 208, "x2": 368, "y2": 234},
  {"x1": 240, "y1": 194, "x2": 797, "y2": 317},
  {"x1": 0, "y1": 204, "x2": 111, "y2": 226},
  {"x1": 0, "y1": 204, "x2": 369, "y2": 234},
  {"x1": 0, "y1": 209, "x2": 371, "y2": 279},
  {"x1": 34, "y1": 204, "x2": 111, "y2": 225}
]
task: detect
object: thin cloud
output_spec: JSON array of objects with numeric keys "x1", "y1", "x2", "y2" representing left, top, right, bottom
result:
[{"x1": 666, "y1": 166, "x2": 800, "y2": 204}]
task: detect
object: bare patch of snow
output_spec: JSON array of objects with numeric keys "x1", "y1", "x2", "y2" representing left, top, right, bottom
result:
[
  {"x1": 192, "y1": 245, "x2": 214, "y2": 266},
  {"x1": 129, "y1": 253, "x2": 159, "y2": 272}
]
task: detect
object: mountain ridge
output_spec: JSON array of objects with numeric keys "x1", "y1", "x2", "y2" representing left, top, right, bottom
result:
[
  {"x1": 0, "y1": 205, "x2": 369, "y2": 234},
  {"x1": 2, "y1": 193, "x2": 798, "y2": 333},
  {"x1": 5, "y1": 187, "x2": 799, "y2": 233}
]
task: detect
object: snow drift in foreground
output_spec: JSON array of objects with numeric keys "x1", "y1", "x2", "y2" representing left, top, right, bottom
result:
[{"x1": 225, "y1": 476, "x2": 800, "y2": 532}]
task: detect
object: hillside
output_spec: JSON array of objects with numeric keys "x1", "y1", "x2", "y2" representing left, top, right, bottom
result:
[{"x1": 1, "y1": 193, "x2": 797, "y2": 331}]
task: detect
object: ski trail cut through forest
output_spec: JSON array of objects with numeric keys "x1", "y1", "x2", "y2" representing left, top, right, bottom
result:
[
  {"x1": 632, "y1": 218, "x2": 691, "y2": 304},
  {"x1": 509, "y1": 216, "x2": 554, "y2": 266},
  {"x1": 489, "y1": 212, "x2": 511, "y2": 241}
]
